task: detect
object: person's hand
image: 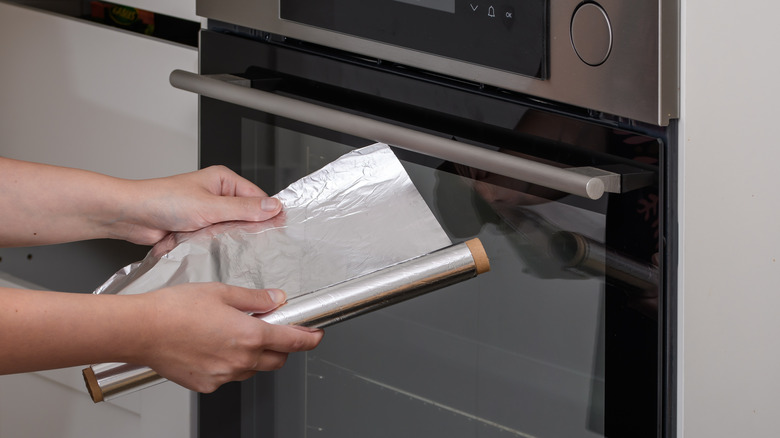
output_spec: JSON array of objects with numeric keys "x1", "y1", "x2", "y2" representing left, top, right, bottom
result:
[
  {"x1": 135, "y1": 283, "x2": 323, "y2": 393},
  {"x1": 112, "y1": 165, "x2": 283, "y2": 245},
  {"x1": 0, "y1": 158, "x2": 282, "y2": 247}
]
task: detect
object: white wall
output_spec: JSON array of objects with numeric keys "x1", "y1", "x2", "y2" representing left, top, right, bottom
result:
[{"x1": 679, "y1": 0, "x2": 780, "y2": 436}]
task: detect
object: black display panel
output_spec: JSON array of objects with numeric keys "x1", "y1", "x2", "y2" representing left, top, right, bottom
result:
[{"x1": 280, "y1": 0, "x2": 548, "y2": 79}]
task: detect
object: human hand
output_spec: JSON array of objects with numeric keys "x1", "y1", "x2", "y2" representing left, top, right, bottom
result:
[
  {"x1": 112, "y1": 166, "x2": 283, "y2": 245},
  {"x1": 134, "y1": 283, "x2": 323, "y2": 393}
]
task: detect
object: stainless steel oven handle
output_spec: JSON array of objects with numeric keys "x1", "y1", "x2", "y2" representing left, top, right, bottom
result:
[{"x1": 170, "y1": 69, "x2": 616, "y2": 200}]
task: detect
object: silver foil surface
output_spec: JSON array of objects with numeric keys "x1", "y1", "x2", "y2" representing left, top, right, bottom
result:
[
  {"x1": 95, "y1": 143, "x2": 451, "y2": 298},
  {"x1": 84, "y1": 143, "x2": 480, "y2": 402},
  {"x1": 260, "y1": 241, "x2": 482, "y2": 328}
]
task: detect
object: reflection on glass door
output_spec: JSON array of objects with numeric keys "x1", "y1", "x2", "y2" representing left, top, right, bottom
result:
[{"x1": 231, "y1": 119, "x2": 659, "y2": 438}]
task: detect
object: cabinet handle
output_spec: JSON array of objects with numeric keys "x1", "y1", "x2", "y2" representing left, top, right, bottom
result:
[{"x1": 170, "y1": 69, "x2": 615, "y2": 200}]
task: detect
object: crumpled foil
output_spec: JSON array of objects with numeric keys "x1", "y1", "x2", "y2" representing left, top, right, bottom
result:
[
  {"x1": 95, "y1": 143, "x2": 452, "y2": 298},
  {"x1": 83, "y1": 143, "x2": 489, "y2": 403}
]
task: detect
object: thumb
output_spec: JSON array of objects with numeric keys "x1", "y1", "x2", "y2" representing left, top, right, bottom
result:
[
  {"x1": 208, "y1": 196, "x2": 283, "y2": 223},
  {"x1": 220, "y1": 286, "x2": 287, "y2": 314}
]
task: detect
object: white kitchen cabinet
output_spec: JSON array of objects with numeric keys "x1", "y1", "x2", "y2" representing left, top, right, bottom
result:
[
  {"x1": 0, "y1": 273, "x2": 195, "y2": 438},
  {"x1": 0, "y1": 2, "x2": 198, "y2": 437},
  {"x1": 0, "y1": 1, "x2": 198, "y2": 179},
  {"x1": 120, "y1": 0, "x2": 198, "y2": 22},
  {"x1": 679, "y1": 0, "x2": 780, "y2": 436}
]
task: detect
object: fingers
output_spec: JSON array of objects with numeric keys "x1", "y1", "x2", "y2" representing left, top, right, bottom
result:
[
  {"x1": 211, "y1": 195, "x2": 283, "y2": 223},
  {"x1": 148, "y1": 283, "x2": 323, "y2": 393},
  {"x1": 208, "y1": 165, "x2": 274, "y2": 204},
  {"x1": 197, "y1": 165, "x2": 283, "y2": 223},
  {"x1": 252, "y1": 349, "x2": 289, "y2": 371},
  {"x1": 227, "y1": 351, "x2": 288, "y2": 381},
  {"x1": 224, "y1": 171, "x2": 269, "y2": 198},
  {"x1": 217, "y1": 285, "x2": 324, "y2": 352},
  {"x1": 216, "y1": 285, "x2": 324, "y2": 350},
  {"x1": 259, "y1": 323, "x2": 324, "y2": 354},
  {"x1": 219, "y1": 285, "x2": 287, "y2": 314},
  {"x1": 207, "y1": 351, "x2": 287, "y2": 389}
]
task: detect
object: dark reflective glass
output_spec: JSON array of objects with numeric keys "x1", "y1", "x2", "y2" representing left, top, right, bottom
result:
[{"x1": 199, "y1": 29, "x2": 666, "y2": 438}]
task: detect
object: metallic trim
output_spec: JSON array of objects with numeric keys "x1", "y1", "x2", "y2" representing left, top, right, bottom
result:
[
  {"x1": 196, "y1": 0, "x2": 678, "y2": 126},
  {"x1": 170, "y1": 70, "x2": 619, "y2": 200}
]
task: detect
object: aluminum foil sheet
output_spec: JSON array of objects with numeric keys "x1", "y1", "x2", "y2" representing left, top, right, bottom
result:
[
  {"x1": 95, "y1": 143, "x2": 452, "y2": 298},
  {"x1": 83, "y1": 143, "x2": 482, "y2": 402}
]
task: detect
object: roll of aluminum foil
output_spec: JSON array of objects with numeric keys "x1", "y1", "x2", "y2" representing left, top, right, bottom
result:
[
  {"x1": 259, "y1": 238, "x2": 489, "y2": 327},
  {"x1": 82, "y1": 143, "x2": 489, "y2": 402},
  {"x1": 83, "y1": 239, "x2": 489, "y2": 402}
]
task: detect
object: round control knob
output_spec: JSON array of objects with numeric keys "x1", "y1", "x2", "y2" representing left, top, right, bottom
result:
[{"x1": 570, "y1": 2, "x2": 613, "y2": 66}]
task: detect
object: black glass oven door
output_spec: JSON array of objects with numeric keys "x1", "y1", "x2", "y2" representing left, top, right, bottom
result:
[{"x1": 195, "y1": 29, "x2": 666, "y2": 438}]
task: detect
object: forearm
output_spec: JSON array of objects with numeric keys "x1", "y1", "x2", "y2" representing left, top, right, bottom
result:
[
  {"x1": 0, "y1": 157, "x2": 282, "y2": 248},
  {"x1": 0, "y1": 287, "x2": 151, "y2": 374},
  {"x1": 0, "y1": 157, "x2": 130, "y2": 246},
  {"x1": 0, "y1": 284, "x2": 324, "y2": 393}
]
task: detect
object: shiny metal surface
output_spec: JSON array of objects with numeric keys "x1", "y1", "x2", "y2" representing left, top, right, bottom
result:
[
  {"x1": 84, "y1": 362, "x2": 161, "y2": 402},
  {"x1": 196, "y1": 0, "x2": 678, "y2": 125},
  {"x1": 170, "y1": 70, "x2": 614, "y2": 200},
  {"x1": 82, "y1": 143, "x2": 490, "y2": 402},
  {"x1": 83, "y1": 240, "x2": 486, "y2": 402},
  {"x1": 550, "y1": 231, "x2": 659, "y2": 292},
  {"x1": 262, "y1": 241, "x2": 484, "y2": 327},
  {"x1": 95, "y1": 143, "x2": 451, "y2": 298},
  {"x1": 570, "y1": 3, "x2": 613, "y2": 66}
]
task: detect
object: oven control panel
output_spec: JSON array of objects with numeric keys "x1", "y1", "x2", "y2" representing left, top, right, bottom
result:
[
  {"x1": 195, "y1": 0, "x2": 678, "y2": 125},
  {"x1": 280, "y1": 0, "x2": 547, "y2": 79}
]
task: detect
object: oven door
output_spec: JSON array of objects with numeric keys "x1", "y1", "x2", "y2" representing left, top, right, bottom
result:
[{"x1": 189, "y1": 29, "x2": 669, "y2": 438}]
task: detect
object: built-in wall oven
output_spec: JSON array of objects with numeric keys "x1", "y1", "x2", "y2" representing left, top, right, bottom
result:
[{"x1": 173, "y1": 1, "x2": 678, "y2": 437}]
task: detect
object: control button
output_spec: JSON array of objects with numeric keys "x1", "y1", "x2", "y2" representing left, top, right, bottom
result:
[
  {"x1": 469, "y1": 3, "x2": 479, "y2": 12},
  {"x1": 570, "y1": 2, "x2": 613, "y2": 66},
  {"x1": 500, "y1": 5, "x2": 515, "y2": 29},
  {"x1": 488, "y1": 5, "x2": 495, "y2": 17}
]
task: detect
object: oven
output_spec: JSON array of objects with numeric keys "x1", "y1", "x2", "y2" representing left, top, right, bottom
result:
[{"x1": 173, "y1": 1, "x2": 678, "y2": 437}]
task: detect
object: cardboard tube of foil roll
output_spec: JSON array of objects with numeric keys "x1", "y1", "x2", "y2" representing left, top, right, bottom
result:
[{"x1": 83, "y1": 238, "x2": 489, "y2": 403}]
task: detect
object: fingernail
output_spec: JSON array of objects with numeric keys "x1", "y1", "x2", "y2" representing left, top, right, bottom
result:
[
  {"x1": 260, "y1": 197, "x2": 281, "y2": 212},
  {"x1": 268, "y1": 289, "x2": 286, "y2": 304}
]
